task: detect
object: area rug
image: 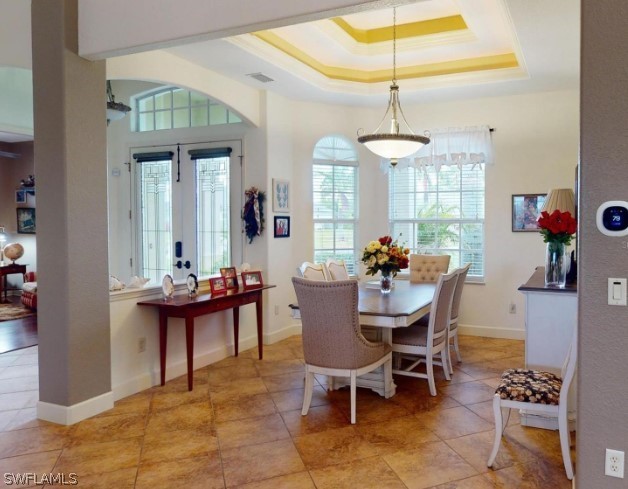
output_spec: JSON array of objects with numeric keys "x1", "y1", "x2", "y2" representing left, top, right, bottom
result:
[{"x1": 0, "y1": 303, "x2": 36, "y2": 322}]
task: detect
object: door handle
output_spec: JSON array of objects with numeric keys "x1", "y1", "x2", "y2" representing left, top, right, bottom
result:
[{"x1": 174, "y1": 260, "x2": 191, "y2": 270}]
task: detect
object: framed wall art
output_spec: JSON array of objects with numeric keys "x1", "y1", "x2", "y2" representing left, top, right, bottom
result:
[
  {"x1": 274, "y1": 216, "x2": 290, "y2": 238},
  {"x1": 16, "y1": 207, "x2": 36, "y2": 234},
  {"x1": 272, "y1": 178, "x2": 290, "y2": 213},
  {"x1": 512, "y1": 194, "x2": 546, "y2": 232}
]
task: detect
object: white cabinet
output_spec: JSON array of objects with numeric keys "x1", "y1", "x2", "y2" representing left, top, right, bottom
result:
[{"x1": 519, "y1": 268, "x2": 577, "y2": 430}]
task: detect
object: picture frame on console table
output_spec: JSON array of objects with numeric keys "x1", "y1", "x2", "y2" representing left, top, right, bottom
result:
[
  {"x1": 209, "y1": 276, "x2": 227, "y2": 294},
  {"x1": 220, "y1": 267, "x2": 238, "y2": 289},
  {"x1": 242, "y1": 271, "x2": 263, "y2": 289},
  {"x1": 512, "y1": 194, "x2": 546, "y2": 232}
]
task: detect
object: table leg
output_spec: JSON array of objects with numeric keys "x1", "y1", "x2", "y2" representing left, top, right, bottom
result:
[
  {"x1": 185, "y1": 315, "x2": 194, "y2": 391},
  {"x1": 159, "y1": 310, "x2": 168, "y2": 386},
  {"x1": 0, "y1": 275, "x2": 7, "y2": 304},
  {"x1": 232, "y1": 307, "x2": 240, "y2": 356},
  {"x1": 255, "y1": 293, "x2": 263, "y2": 360}
]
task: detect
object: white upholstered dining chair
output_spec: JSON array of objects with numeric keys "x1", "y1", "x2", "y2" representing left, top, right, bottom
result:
[
  {"x1": 292, "y1": 277, "x2": 392, "y2": 424},
  {"x1": 297, "y1": 262, "x2": 328, "y2": 281},
  {"x1": 487, "y1": 326, "x2": 577, "y2": 480},
  {"x1": 409, "y1": 254, "x2": 451, "y2": 283},
  {"x1": 392, "y1": 270, "x2": 458, "y2": 396},
  {"x1": 446, "y1": 263, "x2": 471, "y2": 373},
  {"x1": 326, "y1": 259, "x2": 350, "y2": 281}
]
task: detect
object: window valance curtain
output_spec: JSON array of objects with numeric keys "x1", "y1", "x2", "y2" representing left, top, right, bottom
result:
[
  {"x1": 380, "y1": 125, "x2": 493, "y2": 173},
  {"x1": 188, "y1": 147, "x2": 232, "y2": 159},
  {"x1": 133, "y1": 151, "x2": 174, "y2": 162}
]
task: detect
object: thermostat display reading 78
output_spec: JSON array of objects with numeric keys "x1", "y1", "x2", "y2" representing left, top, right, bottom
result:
[{"x1": 597, "y1": 201, "x2": 628, "y2": 236}]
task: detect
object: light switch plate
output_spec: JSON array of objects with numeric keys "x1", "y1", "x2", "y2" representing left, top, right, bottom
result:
[{"x1": 608, "y1": 278, "x2": 627, "y2": 306}]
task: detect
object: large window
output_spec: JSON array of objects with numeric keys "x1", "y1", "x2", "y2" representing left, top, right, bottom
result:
[
  {"x1": 312, "y1": 136, "x2": 359, "y2": 274},
  {"x1": 389, "y1": 163, "x2": 485, "y2": 280},
  {"x1": 388, "y1": 126, "x2": 492, "y2": 280},
  {"x1": 135, "y1": 87, "x2": 242, "y2": 132}
]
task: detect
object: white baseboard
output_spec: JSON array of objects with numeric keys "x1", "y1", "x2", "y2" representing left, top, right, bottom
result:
[
  {"x1": 264, "y1": 322, "x2": 302, "y2": 344},
  {"x1": 37, "y1": 391, "x2": 114, "y2": 425},
  {"x1": 113, "y1": 343, "x2": 234, "y2": 400},
  {"x1": 111, "y1": 329, "x2": 302, "y2": 401},
  {"x1": 458, "y1": 323, "x2": 525, "y2": 340}
]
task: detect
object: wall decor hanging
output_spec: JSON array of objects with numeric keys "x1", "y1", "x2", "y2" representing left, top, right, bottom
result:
[
  {"x1": 242, "y1": 187, "x2": 265, "y2": 243},
  {"x1": 272, "y1": 178, "x2": 290, "y2": 213},
  {"x1": 512, "y1": 194, "x2": 546, "y2": 232}
]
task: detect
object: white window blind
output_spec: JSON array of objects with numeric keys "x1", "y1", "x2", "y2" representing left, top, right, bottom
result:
[
  {"x1": 389, "y1": 163, "x2": 485, "y2": 280},
  {"x1": 312, "y1": 136, "x2": 359, "y2": 274}
]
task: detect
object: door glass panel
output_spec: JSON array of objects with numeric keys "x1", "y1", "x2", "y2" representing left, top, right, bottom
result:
[
  {"x1": 139, "y1": 160, "x2": 172, "y2": 284},
  {"x1": 196, "y1": 157, "x2": 230, "y2": 275}
]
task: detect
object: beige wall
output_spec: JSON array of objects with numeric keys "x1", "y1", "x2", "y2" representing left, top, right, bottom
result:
[
  {"x1": 579, "y1": 0, "x2": 628, "y2": 485},
  {"x1": 32, "y1": 0, "x2": 111, "y2": 414}
]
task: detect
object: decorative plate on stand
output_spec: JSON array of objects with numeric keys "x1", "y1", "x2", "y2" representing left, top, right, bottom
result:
[
  {"x1": 162, "y1": 274, "x2": 175, "y2": 299},
  {"x1": 186, "y1": 273, "x2": 198, "y2": 296}
]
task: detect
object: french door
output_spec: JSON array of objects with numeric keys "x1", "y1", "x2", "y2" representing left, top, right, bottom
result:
[{"x1": 132, "y1": 140, "x2": 242, "y2": 284}]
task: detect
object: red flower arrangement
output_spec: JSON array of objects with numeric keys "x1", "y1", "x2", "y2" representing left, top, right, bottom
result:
[
  {"x1": 361, "y1": 235, "x2": 410, "y2": 277},
  {"x1": 537, "y1": 210, "x2": 577, "y2": 246}
]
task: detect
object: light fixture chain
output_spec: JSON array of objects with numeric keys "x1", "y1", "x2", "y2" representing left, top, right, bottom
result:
[{"x1": 392, "y1": 7, "x2": 397, "y2": 84}]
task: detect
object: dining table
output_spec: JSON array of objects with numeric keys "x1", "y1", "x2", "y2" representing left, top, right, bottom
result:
[{"x1": 291, "y1": 279, "x2": 437, "y2": 398}]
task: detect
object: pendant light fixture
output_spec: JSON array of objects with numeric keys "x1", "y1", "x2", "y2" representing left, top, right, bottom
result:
[
  {"x1": 106, "y1": 80, "x2": 131, "y2": 125},
  {"x1": 357, "y1": 7, "x2": 430, "y2": 166}
]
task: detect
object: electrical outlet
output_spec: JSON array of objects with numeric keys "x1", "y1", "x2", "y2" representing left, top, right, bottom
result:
[
  {"x1": 274, "y1": 305, "x2": 279, "y2": 315},
  {"x1": 605, "y1": 448, "x2": 625, "y2": 478},
  {"x1": 138, "y1": 337, "x2": 146, "y2": 353},
  {"x1": 509, "y1": 303, "x2": 516, "y2": 314}
]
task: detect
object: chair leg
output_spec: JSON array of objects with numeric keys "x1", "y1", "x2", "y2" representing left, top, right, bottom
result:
[
  {"x1": 350, "y1": 371, "x2": 357, "y2": 424},
  {"x1": 426, "y1": 355, "x2": 437, "y2": 396},
  {"x1": 383, "y1": 357, "x2": 393, "y2": 399},
  {"x1": 393, "y1": 352, "x2": 402, "y2": 370},
  {"x1": 487, "y1": 395, "x2": 504, "y2": 467},
  {"x1": 301, "y1": 368, "x2": 315, "y2": 416},
  {"x1": 558, "y1": 407, "x2": 574, "y2": 480},
  {"x1": 447, "y1": 338, "x2": 454, "y2": 375},
  {"x1": 442, "y1": 350, "x2": 451, "y2": 381},
  {"x1": 453, "y1": 332, "x2": 462, "y2": 364}
]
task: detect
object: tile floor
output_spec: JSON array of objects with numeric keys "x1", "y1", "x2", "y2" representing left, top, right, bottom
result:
[{"x1": 0, "y1": 335, "x2": 575, "y2": 488}]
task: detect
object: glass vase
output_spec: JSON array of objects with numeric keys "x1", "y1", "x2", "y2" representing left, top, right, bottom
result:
[
  {"x1": 380, "y1": 270, "x2": 393, "y2": 294},
  {"x1": 545, "y1": 241, "x2": 567, "y2": 288}
]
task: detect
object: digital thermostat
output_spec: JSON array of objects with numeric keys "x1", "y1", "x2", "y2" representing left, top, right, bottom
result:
[{"x1": 597, "y1": 201, "x2": 628, "y2": 236}]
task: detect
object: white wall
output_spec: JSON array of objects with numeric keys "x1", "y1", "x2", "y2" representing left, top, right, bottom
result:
[
  {"x1": 0, "y1": 67, "x2": 33, "y2": 139},
  {"x1": 288, "y1": 89, "x2": 579, "y2": 337}
]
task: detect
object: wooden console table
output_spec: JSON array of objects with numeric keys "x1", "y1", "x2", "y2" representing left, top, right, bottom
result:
[
  {"x1": 0, "y1": 263, "x2": 27, "y2": 303},
  {"x1": 138, "y1": 285, "x2": 274, "y2": 391}
]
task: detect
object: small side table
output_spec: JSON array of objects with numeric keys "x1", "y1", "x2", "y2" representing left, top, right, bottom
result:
[{"x1": 0, "y1": 263, "x2": 27, "y2": 303}]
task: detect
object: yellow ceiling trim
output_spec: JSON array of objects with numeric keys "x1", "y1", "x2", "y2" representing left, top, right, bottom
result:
[
  {"x1": 252, "y1": 31, "x2": 518, "y2": 83},
  {"x1": 331, "y1": 15, "x2": 468, "y2": 43}
]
